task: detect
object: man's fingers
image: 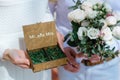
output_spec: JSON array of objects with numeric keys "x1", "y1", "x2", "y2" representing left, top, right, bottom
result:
[
  {"x1": 58, "y1": 40, "x2": 64, "y2": 51},
  {"x1": 89, "y1": 54, "x2": 101, "y2": 63},
  {"x1": 69, "y1": 48, "x2": 76, "y2": 57},
  {"x1": 64, "y1": 47, "x2": 76, "y2": 57},
  {"x1": 64, "y1": 47, "x2": 78, "y2": 67},
  {"x1": 57, "y1": 31, "x2": 64, "y2": 51},
  {"x1": 65, "y1": 51, "x2": 76, "y2": 65},
  {"x1": 64, "y1": 63, "x2": 80, "y2": 72},
  {"x1": 67, "y1": 59, "x2": 79, "y2": 68}
]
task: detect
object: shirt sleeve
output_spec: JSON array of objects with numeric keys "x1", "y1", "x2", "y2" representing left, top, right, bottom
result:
[
  {"x1": 48, "y1": 1, "x2": 70, "y2": 48},
  {"x1": 115, "y1": 39, "x2": 120, "y2": 51},
  {"x1": 48, "y1": 1, "x2": 57, "y2": 16},
  {"x1": 112, "y1": 39, "x2": 120, "y2": 59}
]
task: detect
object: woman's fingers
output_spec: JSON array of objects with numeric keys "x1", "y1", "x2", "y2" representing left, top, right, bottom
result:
[{"x1": 5, "y1": 49, "x2": 30, "y2": 68}]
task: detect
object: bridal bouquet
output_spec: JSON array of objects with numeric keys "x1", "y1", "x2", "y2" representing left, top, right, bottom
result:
[{"x1": 66, "y1": 0, "x2": 120, "y2": 63}]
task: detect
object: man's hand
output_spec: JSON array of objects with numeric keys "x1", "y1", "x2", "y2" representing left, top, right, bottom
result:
[
  {"x1": 89, "y1": 54, "x2": 101, "y2": 63},
  {"x1": 3, "y1": 49, "x2": 30, "y2": 69},
  {"x1": 63, "y1": 47, "x2": 80, "y2": 72},
  {"x1": 56, "y1": 31, "x2": 80, "y2": 72},
  {"x1": 76, "y1": 53, "x2": 101, "y2": 65},
  {"x1": 56, "y1": 31, "x2": 64, "y2": 51}
]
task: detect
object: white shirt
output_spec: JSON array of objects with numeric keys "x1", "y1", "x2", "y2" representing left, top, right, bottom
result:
[
  {"x1": 106, "y1": 0, "x2": 120, "y2": 11},
  {"x1": 49, "y1": 0, "x2": 120, "y2": 80}
]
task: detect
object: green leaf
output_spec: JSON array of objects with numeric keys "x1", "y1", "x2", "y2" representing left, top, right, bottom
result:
[
  {"x1": 81, "y1": 40, "x2": 86, "y2": 44},
  {"x1": 67, "y1": 39, "x2": 78, "y2": 47},
  {"x1": 98, "y1": 44, "x2": 101, "y2": 51},
  {"x1": 112, "y1": 47, "x2": 115, "y2": 51},
  {"x1": 92, "y1": 49, "x2": 95, "y2": 54}
]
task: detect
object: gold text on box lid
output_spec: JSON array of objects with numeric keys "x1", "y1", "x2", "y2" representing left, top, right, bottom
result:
[{"x1": 23, "y1": 21, "x2": 57, "y2": 51}]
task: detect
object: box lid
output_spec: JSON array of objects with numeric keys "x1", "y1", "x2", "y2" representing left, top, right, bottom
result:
[{"x1": 23, "y1": 21, "x2": 57, "y2": 51}]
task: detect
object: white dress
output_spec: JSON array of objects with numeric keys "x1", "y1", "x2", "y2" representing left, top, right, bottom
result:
[
  {"x1": 49, "y1": 0, "x2": 120, "y2": 80},
  {"x1": 0, "y1": 0, "x2": 53, "y2": 80}
]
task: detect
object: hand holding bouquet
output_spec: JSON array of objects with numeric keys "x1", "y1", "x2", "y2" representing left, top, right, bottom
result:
[{"x1": 66, "y1": 0, "x2": 120, "y2": 65}]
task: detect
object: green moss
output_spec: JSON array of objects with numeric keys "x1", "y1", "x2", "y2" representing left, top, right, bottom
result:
[
  {"x1": 45, "y1": 45, "x2": 66, "y2": 60},
  {"x1": 28, "y1": 45, "x2": 66, "y2": 64}
]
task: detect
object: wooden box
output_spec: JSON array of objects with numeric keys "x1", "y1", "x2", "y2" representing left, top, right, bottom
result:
[{"x1": 23, "y1": 21, "x2": 67, "y2": 72}]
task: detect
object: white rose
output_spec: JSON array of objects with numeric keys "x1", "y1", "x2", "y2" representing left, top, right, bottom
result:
[
  {"x1": 87, "y1": 28, "x2": 100, "y2": 39},
  {"x1": 81, "y1": 20, "x2": 90, "y2": 27},
  {"x1": 81, "y1": 1, "x2": 93, "y2": 10},
  {"x1": 113, "y1": 11, "x2": 120, "y2": 21},
  {"x1": 68, "y1": 9, "x2": 86, "y2": 23},
  {"x1": 106, "y1": 16, "x2": 117, "y2": 26},
  {"x1": 77, "y1": 27, "x2": 87, "y2": 40},
  {"x1": 112, "y1": 26, "x2": 120, "y2": 40},
  {"x1": 101, "y1": 27, "x2": 113, "y2": 41},
  {"x1": 104, "y1": 3, "x2": 112, "y2": 12},
  {"x1": 85, "y1": 9, "x2": 98, "y2": 19}
]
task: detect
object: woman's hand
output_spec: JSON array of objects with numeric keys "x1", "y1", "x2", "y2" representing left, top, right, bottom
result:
[
  {"x1": 3, "y1": 49, "x2": 30, "y2": 69},
  {"x1": 63, "y1": 47, "x2": 80, "y2": 72}
]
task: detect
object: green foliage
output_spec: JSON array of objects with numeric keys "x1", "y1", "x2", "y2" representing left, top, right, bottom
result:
[
  {"x1": 67, "y1": 39, "x2": 78, "y2": 47},
  {"x1": 65, "y1": 0, "x2": 120, "y2": 63},
  {"x1": 69, "y1": 0, "x2": 82, "y2": 10}
]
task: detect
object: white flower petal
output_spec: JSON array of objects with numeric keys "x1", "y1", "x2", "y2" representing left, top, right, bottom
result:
[{"x1": 87, "y1": 28, "x2": 100, "y2": 39}]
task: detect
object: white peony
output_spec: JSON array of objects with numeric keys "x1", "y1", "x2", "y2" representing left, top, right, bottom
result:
[
  {"x1": 87, "y1": 28, "x2": 100, "y2": 39},
  {"x1": 112, "y1": 26, "x2": 120, "y2": 40},
  {"x1": 106, "y1": 16, "x2": 117, "y2": 26},
  {"x1": 77, "y1": 27, "x2": 87, "y2": 40},
  {"x1": 85, "y1": 9, "x2": 98, "y2": 19},
  {"x1": 101, "y1": 27, "x2": 113, "y2": 41},
  {"x1": 81, "y1": 1, "x2": 93, "y2": 10},
  {"x1": 81, "y1": 20, "x2": 90, "y2": 27},
  {"x1": 68, "y1": 9, "x2": 86, "y2": 23}
]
